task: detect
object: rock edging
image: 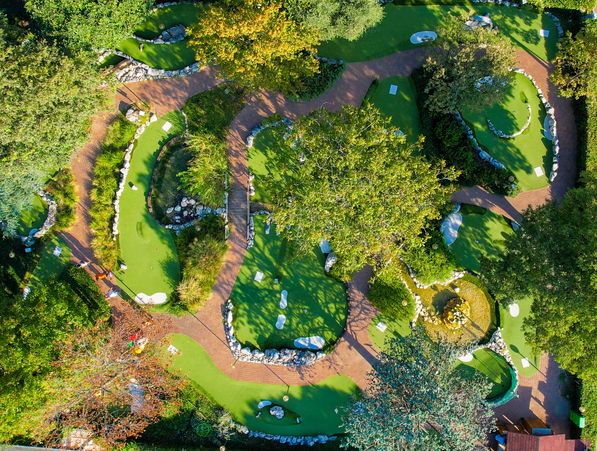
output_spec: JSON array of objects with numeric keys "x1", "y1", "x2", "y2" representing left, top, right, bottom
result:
[
  {"x1": 487, "y1": 103, "x2": 532, "y2": 139},
  {"x1": 32, "y1": 191, "x2": 58, "y2": 239},
  {"x1": 112, "y1": 50, "x2": 201, "y2": 83},
  {"x1": 455, "y1": 112, "x2": 507, "y2": 170},
  {"x1": 231, "y1": 421, "x2": 336, "y2": 447},
  {"x1": 135, "y1": 24, "x2": 186, "y2": 45}
]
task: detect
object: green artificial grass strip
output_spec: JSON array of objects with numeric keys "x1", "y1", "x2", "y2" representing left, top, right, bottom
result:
[
  {"x1": 248, "y1": 127, "x2": 284, "y2": 205},
  {"x1": 365, "y1": 76, "x2": 421, "y2": 143},
  {"x1": 368, "y1": 312, "x2": 412, "y2": 351},
  {"x1": 133, "y1": 4, "x2": 204, "y2": 39},
  {"x1": 231, "y1": 216, "x2": 347, "y2": 350},
  {"x1": 499, "y1": 296, "x2": 540, "y2": 377},
  {"x1": 115, "y1": 113, "x2": 185, "y2": 303},
  {"x1": 117, "y1": 38, "x2": 196, "y2": 70},
  {"x1": 461, "y1": 72, "x2": 553, "y2": 191},
  {"x1": 31, "y1": 235, "x2": 71, "y2": 285},
  {"x1": 168, "y1": 333, "x2": 358, "y2": 435},
  {"x1": 449, "y1": 210, "x2": 514, "y2": 272},
  {"x1": 318, "y1": 4, "x2": 558, "y2": 63},
  {"x1": 453, "y1": 348, "x2": 513, "y2": 399},
  {"x1": 17, "y1": 194, "x2": 47, "y2": 236}
]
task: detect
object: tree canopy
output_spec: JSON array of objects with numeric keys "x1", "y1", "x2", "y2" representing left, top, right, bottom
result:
[
  {"x1": 25, "y1": 0, "x2": 153, "y2": 50},
  {"x1": 0, "y1": 15, "x2": 108, "y2": 234},
  {"x1": 343, "y1": 329, "x2": 495, "y2": 450},
  {"x1": 528, "y1": 0, "x2": 595, "y2": 11},
  {"x1": 552, "y1": 22, "x2": 597, "y2": 101},
  {"x1": 424, "y1": 19, "x2": 515, "y2": 114},
  {"x1": 188, "y1": 0, "x2": 319, "y2": 93},
  {"x1": 286, "y1": 0, "x2": 384, "y2": 42},
  {"x1": 481, "y1": 182, "x2": 597, "y2": 379},
  {"x1": 263, "y1": 104, "x2": 456, "y2": 277}
]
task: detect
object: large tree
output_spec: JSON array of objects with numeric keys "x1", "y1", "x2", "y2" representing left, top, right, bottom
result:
[
  {"x1": 25, "y1": 0, "x2": 153, "y2": 50},
  {"x1": 0, "y1": 16, "x2": 108, "y2": 234},
  {"x1": 286, "y1": 0, "x2": 383, "y2": 42},
  {"x1": 188, "y1": 0, "x2": 319, "y2": 93},
  {"x1": 264, "y1": 104, "x2": 456, "y2": 277},
  {"x1": 528, "y1": 0, "x2": 595, "y2": 11},
  {"x1": 343, "y1": 329, "x2": 495, "y2": 450},
  {"x1": 424, "y1": 19, "x2": 516, "y2": 114},
  {"x1": 552, "y1": 22, "x2": 597, "y2": 101},
  {"x1": 481, "y1": 182, "x2": 597, "y2": 379}
]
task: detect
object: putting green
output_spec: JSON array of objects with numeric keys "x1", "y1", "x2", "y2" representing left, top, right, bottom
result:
[
  {"x1": 365, "y1": 76, "x2": 421, "y2": 144},
  {"x1": 231, "y1": 216, "x2": 347, "y2": 350},
  {"x1": 454, "y1": 348, "x2": 513, "y2": 399},
  {"x1": 368, "y1": 312, "x2": 412, "y2": 351},
  {"x1": 17, "y1": 194, "x2": 47, "y2": 236},
  {"x1": 248, "y1": 127, "x2": 284, "y2": 205},
  {"x1": 499, "y1": 296, "x2": 540, "y2": 377},
  {"x1": 449, "y1": 209, "x2": 514, "y2": 273},
  {"x1": 319, "y1": 4, "x2": 559, "y2": 63},
  {"x1": 31, "y1": 235, "x2": 71, "y2": 285},
  {"x1": 461, "y1": 72, "x2": 553, "y2": 191},
  {"x1": 116, "y1": 113, "x2": 185, "y2": 303},
  {"x1": 168, "y1": 333, "x2": 358, "y2": 436}
]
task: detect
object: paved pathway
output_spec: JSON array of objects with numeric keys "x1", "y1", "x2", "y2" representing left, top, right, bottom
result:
[{"x1": 63, "y1": 47, "x2": 576, "y2": 418}]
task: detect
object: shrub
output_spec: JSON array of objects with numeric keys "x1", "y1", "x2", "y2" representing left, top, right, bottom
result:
[
  {"x1": 581, "y1": 378, "x2": 597, "y2": 444},
  {"x1": 46, "y1": 168, "x2": 77, "y2": 230},
  {"x1": 90, "y1": 114, "x2": 137, "y2": 269},
  {"x1": 403, "y1": 240, "x2": 458, "y2": 286},
  {"x1": 175, "y1": 216, "x2": 227, "y2": 311},
  {"x1": 286, "y1": 60, "x2": 346, "y2": 101},
  {"x1": 369, "y1": 264, "x2": 415, "y2": 321}
]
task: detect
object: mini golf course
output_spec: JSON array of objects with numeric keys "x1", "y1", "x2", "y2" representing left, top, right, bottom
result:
[
  {"x1": 365, "y1": 76, "x2": 421, "y2": 143},
  {"x1": 248, "y1": 126, "x2": 283, "y2": 205},
  {"x1": 500, "y1": 296, "x2": 540, "y2": 377},
  {"x1": 448, "y1": 207, "x2": 514, "y2": 273},
  {"x1": 115, "y1": 113, "x2": 185, "y2": 304},
  {"x1": 454, "y1": 348, "x2": 513, "y2": 400},
  {"x1": 319, "y1": 4, "x2": 559, "y2": 63},
  {"x1": 168, "y1": 333, "x2": 358, "y2": 436},
  {"x1": 461, "y1": 72, "x2": 553, "y2": 192},
  {"x1": 230, "y1": 216, "x2": 347, "y2": 350}
]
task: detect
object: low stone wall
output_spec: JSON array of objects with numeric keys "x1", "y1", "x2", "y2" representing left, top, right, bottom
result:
[
  {"x1": 487, "y1": 103, "x2": 532, "y2": 139},
  {"x1": 112, "y1": 50, "x2": 201, "y2": 83},
  {"x1": 32, "y1": 191, "x2": 58, "y2": 239},
  {"x1": 231, "y1": 421, "x2": 337, "y2": 447},
  {"x1": 455, "y1": 112, "x2": 507, "y2": 170},
  {"x1": 135, "y1": 24, "x2": 185, "y2": 45}
]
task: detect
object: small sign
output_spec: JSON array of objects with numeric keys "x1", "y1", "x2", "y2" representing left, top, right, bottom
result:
[{"x1": 389, "y1": 84, "x2": 398, "y2": 95}]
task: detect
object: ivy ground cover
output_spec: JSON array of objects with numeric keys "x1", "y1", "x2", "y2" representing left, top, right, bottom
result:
[
  {"x1": 168, "y1": 334, "x2": 358, "y2": 435},
  {"x1": 461, "y1": 72, "x2": 553, "y2": 191},
  {"x1": 115, "y1": 113, "x2": 184, "y2": 304},
  {"x1": 319, "y1": 4, "x2": 559, "y2": 63},
  {"x1": 230, "y1": 216, "x2": 347, "y2": 350}
]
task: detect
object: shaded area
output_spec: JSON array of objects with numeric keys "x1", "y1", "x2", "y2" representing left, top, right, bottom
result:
[
  {"x1": 17, "y1": 194, "x2": 47, "y2": 236},
  {"x1": 454, "y1": 348, "x2": 513, "y2": 399},
  {"x1": 248, "y1": 126, "x2": 284, "y2": 205},
  {"x1": 168, "y1": 333, "x2": 358, "y2": 435},
  {"x1": 231, "y1": 216, "x2": 347, "y2": 350}
]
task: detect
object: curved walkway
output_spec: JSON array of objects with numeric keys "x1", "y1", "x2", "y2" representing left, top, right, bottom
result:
[{"x1": 64, "y1": 48, "x2": 576, "y2": 394}]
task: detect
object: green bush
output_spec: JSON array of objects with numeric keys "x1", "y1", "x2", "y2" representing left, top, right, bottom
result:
[
  {"x1": 46, "y1": 168, "x2": 77, "y2": 230},
  {"x1": 412, "y1": 69, "x2": 516, "y2": 195},
  {"x1": 90, "y1": 114, "x2": 137, "y2": 269},
  {"x1": 581, "y1": 378, "x2": 597, "y2": 444},
  {"x1": 369, "y1": 264, "x2": 415, "y2": 321},
  {"x1": 286, "y1": 60, "x2": 346, "y2": 101},
  {"x1": 403, "y1": 235, "x2": 459, "y2": 286}
]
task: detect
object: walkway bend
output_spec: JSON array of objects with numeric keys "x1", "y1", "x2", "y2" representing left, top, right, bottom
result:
[{"x1": 64, "y1": 46, "x2": 576, "y2": 403}]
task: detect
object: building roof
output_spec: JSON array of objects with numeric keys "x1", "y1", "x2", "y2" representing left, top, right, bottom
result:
[{"x1": 506, "y1": 432, "x2": 589, "y2": 451}]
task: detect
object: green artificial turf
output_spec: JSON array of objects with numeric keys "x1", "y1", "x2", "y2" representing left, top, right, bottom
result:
[
  {"x1": 319, "y1": 4, "x2": 558, "y2": 63},
  {"x1": 248, "y1": 127, "x2": 284, "y2": 205},
  {"x1": 365, "y1": 76, "x2": 421, "y2": 143},
  {"x1": 230, "y1": 216, "x2": 347, "y2": 350},
  {"x1": 168, "y1": 333, "x2": 358, "y2": 435},
  {"x1": 461, "y1": 72, "x2": 553, "y2": 191},
  {"x1": 453, "y1": 348, "x2": 513, "y2": 399},
  {"x1": 30, "y1": 235, "x2": 72, "y2": 285},
  {"x1": 115, "y1": 113, "x2": 185, "y2": 304},
  {"x1": 449, "y1": 209, "x2": 514, "y2": 272},
  {"x1": 133, "y1": 4, "x2": 204, "y2": 39},
  {"x1": 17, "y1": 194, "x2": 47, "y2": 236},
  {"x1": 368, "y1": 312, "x2": 412, "y2": 351},
  {"x1": 499, "y1": 296, "x2": 540, "y2": 377}
]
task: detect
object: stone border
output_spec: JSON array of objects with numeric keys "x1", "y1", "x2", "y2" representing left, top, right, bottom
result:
[
  {"x1": 111, "y1": 50, "x2": 201, "y2": 83},
  {"x1": 455, "y1": 112, "x2": 507, "y2": 170},
  {"x1": 487, "y1": 103, "x2": 532, "y2": 138},
  {"x1": 224, "y1": 300, "x2": 327, "y2": 367},
  {"x1": 513, "y1": 68, "x2": 559, "y2": 182},
  {"x1": 230, "y1": 421, "x2": 336, "y2": 447},
  {"x1": 32, "y1": 191, "x2": 58, "y2": 239},
  {"x1": 112, "y1": 113, "x2": 158, "y2": 237},
  {"x1": 134, "y1": 24, "x2": 185, "y2": 45}
]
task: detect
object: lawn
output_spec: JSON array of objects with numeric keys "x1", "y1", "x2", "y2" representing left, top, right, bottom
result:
[
  {"x1": 364, "y1": 76, "x2": 421, "y2": 143},
  {"x1": 499, "y1": 296, "x2": 540, "y2": 377},
  {"x1": 230, "y1": 216, "x2": 347, "y2": 350},
  {"x1": 115, "y1": 113, "x2": 185, "y2": 304},
  {"x1": 30, "y1": 235, "x2": 72, "y2": 285},
  {"x1": 461, "y1": 72, "x2": 553, "y2": 191},
  {"x1": 168, "y1": 333, "x2": 358, "y2": 436},
  {"x1": 17, "y1": 194, "x2": 47, "y2": 236},
  {"x1": 449, "y1": 208, "x2": 514, "y2": 272},
  {"x1": 318, "y1": 4, "x2": 558, "y2": 63},
  {"x1": 248, "y1": 127, "x2": 283, "y2": 205},
  {"x1": 453, "y1": 348, "x2": 513, "y2": 399},
  {"x1": 133, "y1": 4, "x2": 204, "y2": 39},
  {"x1": 368, "y1": 312, "x2": 412, "y2": 351}
]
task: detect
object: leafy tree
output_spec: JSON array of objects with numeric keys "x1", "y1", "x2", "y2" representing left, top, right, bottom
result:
[
  {"x1": 286, "y1": 0, "x2": 383, "y2": 41},
  {"x1": 264, "y1": 104, "x2": 456, "y2": 278},
  {"x1": 25, "y1": 0, "x2": 153, "y2": 50},
  {"x1": 527, "y1": 0, "x2": 595, "y2": 11},
  {"x1": 424, "y1": 19, "x2": 515, "y2": 114},
  {"x1": 188, "y1": 0, "x2": 319, "y2": 93},
  {"x1": 179, "y1": 133, "x2": 228, "y2": 208},
  {"x1": 343, "y1": 329, "x2": 495, "y2": 450},
  {"x1": 552, "y1": 22, "x2": 597, "y2": 100},
  {"x1": 0, "y1": 15, "x2": 108, "y2": 234},
  {"x1": 481, "y1": 182, "x2": 597, "y2": 379}
]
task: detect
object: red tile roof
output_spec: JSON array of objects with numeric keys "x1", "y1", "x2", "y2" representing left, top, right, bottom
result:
[{"x1": 506, "y1": 432, "x2": 589, "y2": 451}]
